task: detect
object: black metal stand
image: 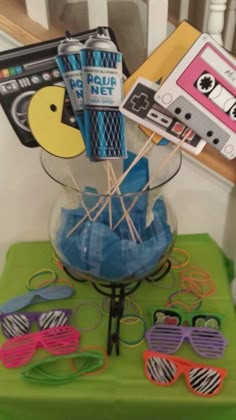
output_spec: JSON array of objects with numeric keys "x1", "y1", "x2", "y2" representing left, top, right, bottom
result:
[
  {"x1": 63, "y1": 260, "x2": 171, "y2": 356},
  {"x1": 63, "y1": 265, "x2": 88, "y2": 283},
  {"x1": 92, "y1": 281, "x2": 141, "y2": 355},
  {"x1": 145, "y1": 259, "x2": 171, "y2": 283}
]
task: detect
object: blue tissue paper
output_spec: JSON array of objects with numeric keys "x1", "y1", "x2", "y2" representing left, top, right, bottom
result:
[
  {"x1": 55, "y1": 152, "x2": 173, "y2": 283},
  {"x1": 56, "y1": 196, "x2": 172, "y2": 283}
]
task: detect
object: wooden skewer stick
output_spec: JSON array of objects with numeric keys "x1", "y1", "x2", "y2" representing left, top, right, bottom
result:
[
  {"x1": 110, "y1": 132, "x2": 156, "y2": 195},
  {"x1": 108, "y1": 161, "x2": 142, "y2": 243},
  {"x1": 112, "y1": 130, "x2": 191, "y2": 232},
  {"x1": 90, "y1": 132, "x2": 156, "y2": 223},
  {"x1": 106, "y1": 161, "x2": 113, "y2": 229},
  {"x1": 66, "y1": 131, "x2": 156, "y2": 237}
]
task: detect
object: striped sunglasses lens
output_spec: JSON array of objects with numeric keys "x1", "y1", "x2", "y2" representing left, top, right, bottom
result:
[
  {"x1": 1, "y1": 309, "x2": 71, "y2": 338},
  {"x1": 188, "y1": 367, "x2": 222, "y2": 396},
  {"x1": 38, "y1": 310, "x2": 70, "y2": 330},
  {"x1": 146, "y1": 355, "x2": 177, "y2": 385},
  {"x1": 2, "y1": 313, "x2": 31, "y2": 338}
]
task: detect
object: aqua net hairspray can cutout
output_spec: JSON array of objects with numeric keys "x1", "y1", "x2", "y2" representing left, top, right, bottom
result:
[
  {"x1": 56, "y1": 31, "x2": 86, "y2": 141},
  {"x1": 80, "y1": 27, "x2": 127, "y2": 160}
]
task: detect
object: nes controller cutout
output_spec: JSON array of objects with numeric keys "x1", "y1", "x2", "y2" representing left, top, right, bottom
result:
[
  {"x1": 120, "y1": 77, "x2": 207, "y2": 155},
  {"x1": 154, "y1": 33, "x2": 236, "y2": 160}
]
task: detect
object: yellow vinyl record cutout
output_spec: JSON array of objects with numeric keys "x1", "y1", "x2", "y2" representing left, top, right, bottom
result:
[{"x1": 28, "y1": 86, "x2": 85, "y2": 158}]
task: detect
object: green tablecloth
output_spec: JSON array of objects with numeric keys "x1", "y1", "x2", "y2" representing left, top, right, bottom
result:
[{"x1": 0, "y1": 233, "x2": 236, "y2": 420}]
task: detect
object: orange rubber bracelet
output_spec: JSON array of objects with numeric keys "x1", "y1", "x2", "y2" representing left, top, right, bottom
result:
[
  {"x1": 170, "y1": 248, "x2": 190, "y2": 270},
  {"x1": 166, "y1": 289, "x2": 202, "y2": 312},
  {"x1": 70, "y1": 346, "x2": 108, "y2": 376},
  {"x1": 180, "y1": 266, "x2": 216, "y2": 297},
  {"x1": 166, "y1": 301, "x2": 193, "y2": 313},
  {"x1": 37, "y1": 278, "x2": 74, "y2": 289}
]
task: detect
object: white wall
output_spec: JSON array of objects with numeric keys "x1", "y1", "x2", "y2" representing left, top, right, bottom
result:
[
  {"x1": 165, "y1": 155, "x2": 236, "y2": 264},
  {"x1": 0, "y1": 32, "x2": 60, "y2": 272},
  {"x1": 0, "y1": 107, "x2": 61, "y2": 272}
]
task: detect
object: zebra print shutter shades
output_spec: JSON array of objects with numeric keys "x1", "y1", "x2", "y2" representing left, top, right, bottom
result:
[
  {"x1": 144, "y1": 351, "x2": 227, "y2": 397},
  {"x1": 0, "y1": 309, "x2": 72, "y2": 338}
]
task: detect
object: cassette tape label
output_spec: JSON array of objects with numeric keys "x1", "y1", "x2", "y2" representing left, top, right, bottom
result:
[
  {"x1": 201, "y1": 47, "x2": 236, "y2": 89},
  {"x1": 177, "y1": 43, "x2": 236, "y2": 132}
]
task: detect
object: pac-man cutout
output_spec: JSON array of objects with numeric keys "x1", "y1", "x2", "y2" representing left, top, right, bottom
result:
[{"x1": 28, "y1": 86, "x2": 85, "y2": 158}]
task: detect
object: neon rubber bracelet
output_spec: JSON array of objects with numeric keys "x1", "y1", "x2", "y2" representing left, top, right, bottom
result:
[
  {"x1": 26, "y1": 269, "x2": 57, "y2": 291},
  {"x1": 166, "y1": 301, "x2": 194, "y2": 313},
  {"x1": 170, "y1": 248, "x2": 190, "y2": 270},
  {"x1": 51, "y1": 253, "x2": 64, "y2": 270},
  {"x1": 181, "y1": 277, "x2": 216, "y2": 298},
  {"x1": 180, "y1": 266, "x2": 216, "y2": 298},
  {"x1": 73, "y1": 301, "x2": 102, "y2": 332},
  {"x1": 100, "y1": 296, "x2": 142, "y2": 318},
  {"x1": 121, "y1": 338, "x2": 145, "y2": 348},
  {"x1": 120, "y1": 302, "x2": 143, "y2": 325},
  {"x1": 119, "y1": 314, "x2": 146, "y2": 346},
  {"x1": 167, "y1": 289, "x2": 202, "y2": 312},
  {"x1": 37, "y1": 278, "x2": 74, "y2": 289},
  {"x1": 70, "y1": 346, "x2": 108, "y2": 376},
  {"x1": 180, "y1": 266, "x2": 211, "y2": 281}
]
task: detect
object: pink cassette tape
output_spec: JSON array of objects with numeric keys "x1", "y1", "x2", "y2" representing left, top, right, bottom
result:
[{"x1": 155, "y1": 33, "x2": 236, "y2": 160}]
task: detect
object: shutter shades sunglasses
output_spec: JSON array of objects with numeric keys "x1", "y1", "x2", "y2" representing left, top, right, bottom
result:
[
  {"x1": 0, "y1": 309, "x2": 72, "y2": 338},
  {"x1": 144, "y1": 350, "x2": 227, "y2": 397},
  {"x1": 0, "y1": 325, "x2": 80, "y2": 368},
  {"x1": 145, "y1": 325, "x2": 227, "y2": 358}
]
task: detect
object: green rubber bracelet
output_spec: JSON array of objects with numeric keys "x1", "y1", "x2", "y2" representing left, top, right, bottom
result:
[
  {"x1": 119, "y1": 314, "x2": 146, "y2": 346},
  {"x1": 26, "y1": 269, "x2": 57, "y2": 291}
]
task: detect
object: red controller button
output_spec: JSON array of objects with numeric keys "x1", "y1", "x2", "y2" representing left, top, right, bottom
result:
[
  {"x1": 172, "y1": 122, "x2": 185, "y2": 135},
  {"x1": 182, "y1": 128, "x2": 194, "y2": 140}
]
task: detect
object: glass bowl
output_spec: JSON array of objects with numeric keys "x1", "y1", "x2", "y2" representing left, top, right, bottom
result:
[{"x1": 41, "y1": 121, "x2": 182, "y2": 285}]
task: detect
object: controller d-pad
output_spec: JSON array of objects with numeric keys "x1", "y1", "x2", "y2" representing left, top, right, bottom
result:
[{"x1": 131, "y1": 93, "x2": 149, "y2": 112}]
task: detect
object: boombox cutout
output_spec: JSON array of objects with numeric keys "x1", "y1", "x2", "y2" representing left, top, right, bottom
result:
[
  {"x1": 0, "y1": 27, "x2": 128, "y2": 148},
  {"x1": 120, "y1": 77, "x2": 206, "y2": 155},
  {"x1": 155, "y1": 33, "x2": 236, "y2": 160}
]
